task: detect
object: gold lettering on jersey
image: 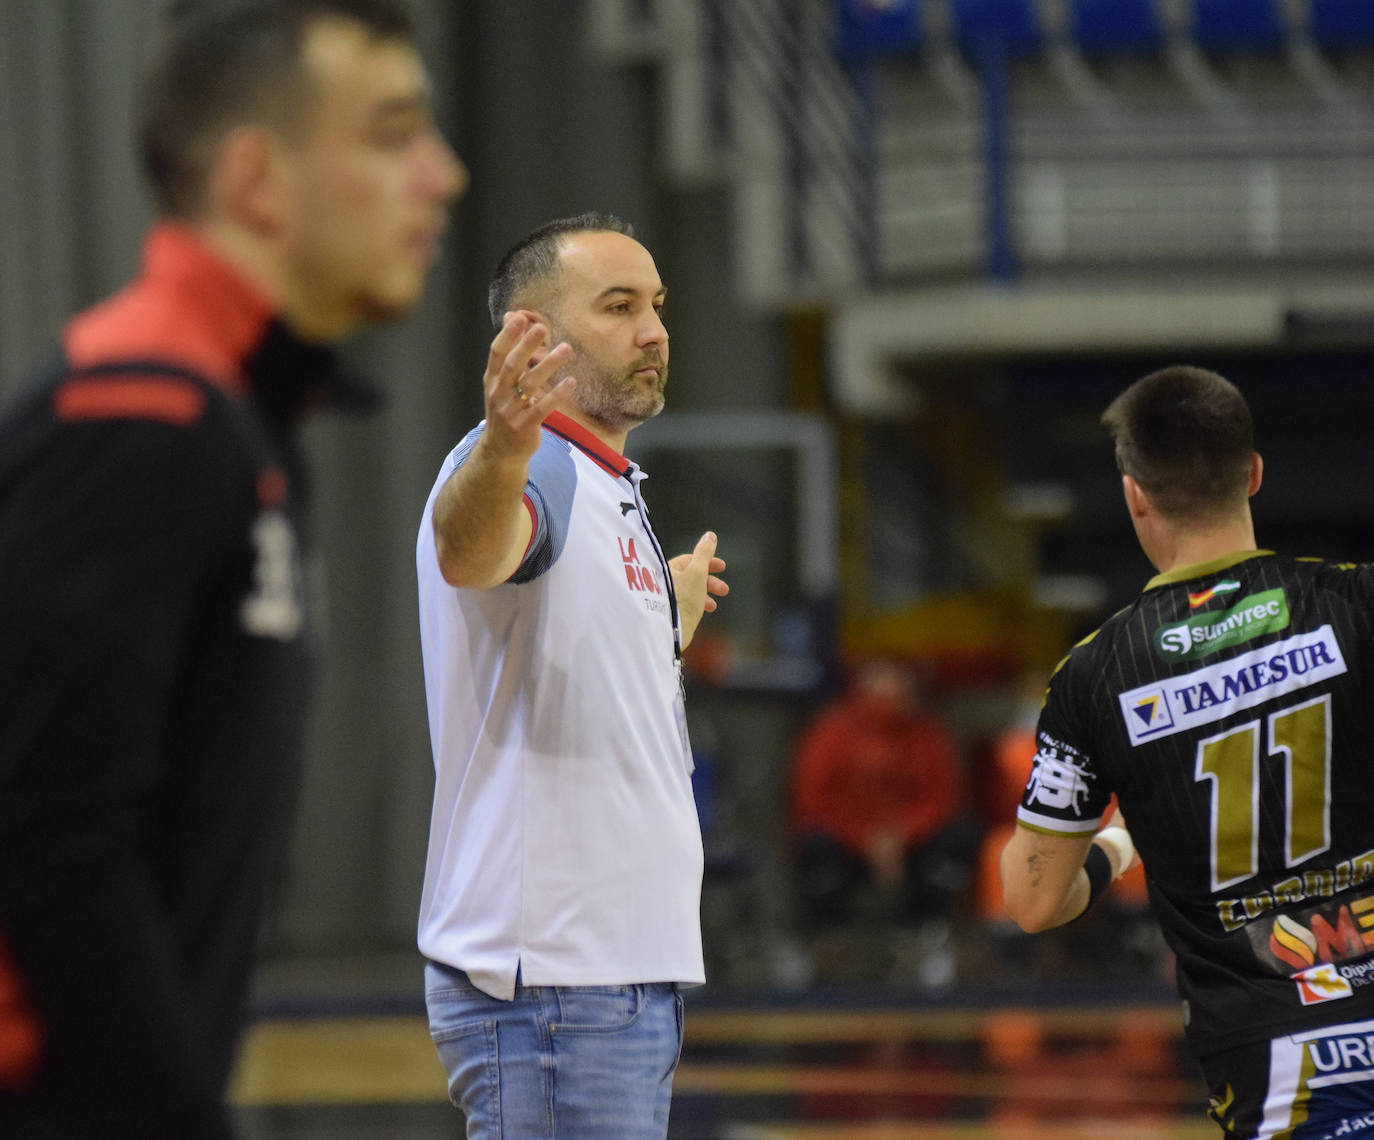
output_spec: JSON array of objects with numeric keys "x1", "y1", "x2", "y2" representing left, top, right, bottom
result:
[
  {"x1": 1354, "y1": 897, "x2": 1374, "y2": 937},
  {"x1": 1218, "y1": 847, "x2": 1374, "y2": 932},
  {"x1": 1308, "y1": 868, "x2": 1337, "y2": 899},
  {"x1": 1274, "y1": 877, "x2": 1305, "y2": 906}
]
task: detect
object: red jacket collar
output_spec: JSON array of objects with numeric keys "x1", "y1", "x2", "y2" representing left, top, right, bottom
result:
[
  {"x1": 64, "y1": 222, "x2": 278, "y2": 394},
  {"x1": 543, "y1": 411, "x2": 632, "y2": 477}
]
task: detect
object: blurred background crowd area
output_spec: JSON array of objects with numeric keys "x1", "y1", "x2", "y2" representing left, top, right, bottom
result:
[{"x1": 6, "y1": 0, "x2": 1374, "y2": 1005}]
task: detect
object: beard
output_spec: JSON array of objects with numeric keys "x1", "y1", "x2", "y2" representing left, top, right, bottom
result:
[{"x1": 560, "y1": 338, "x2": 668, "y2": 432}]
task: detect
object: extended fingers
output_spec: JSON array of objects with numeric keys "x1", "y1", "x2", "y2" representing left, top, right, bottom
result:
[
  {"x1": 701, "y1": 574, "x2": 728, "y2": 612},
  {"x1": 511, "y1": 353, "x2": 574, "y2": 420},
  {"x1": 485, "y1": 314, "x2": 578, "y2": 420},
  {"x1": 670, "y1": 541, "x2": 725, "y2": 576},
  {"x1": 485, "y1": 312, "x2": 540, "y2": 381},
  {"x1": 521, "y1": 341, "x2": 572, "y2": 400},
  {"x1": 485, "y1": 320, "x2": 545, "y2": 408}
]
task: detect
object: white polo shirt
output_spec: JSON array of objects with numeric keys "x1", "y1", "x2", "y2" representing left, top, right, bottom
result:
[{"x1": 416, "y1": 412, "x2": 705, "y2": 1001}]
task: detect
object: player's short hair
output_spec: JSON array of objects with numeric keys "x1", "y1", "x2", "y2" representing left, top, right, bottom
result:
[
  {"x1": 487, "y1": 213, "x2": 636, "y2": 329},
  {"x1": 1101, "y1": 365, "x2": 1255, "y2": 522},
  {"x1": 138, "y1": 0, "x2": 417, "y2": 218}
]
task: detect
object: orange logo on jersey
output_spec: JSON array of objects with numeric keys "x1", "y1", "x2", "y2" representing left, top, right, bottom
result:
[
  {"x1": 1270, "y1": 914, "x2": 1317, "y2": 969},
  {"x1": 1294, "y1": 963, "x2": 1352, "y2": 1006}
]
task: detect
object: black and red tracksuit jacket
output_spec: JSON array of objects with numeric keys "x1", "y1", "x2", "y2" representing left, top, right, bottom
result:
[{"x1": 0, "y1": 223, "x2": 361, "y2": 1138}]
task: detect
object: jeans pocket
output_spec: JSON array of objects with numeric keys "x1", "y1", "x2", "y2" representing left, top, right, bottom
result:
[
  {"x1": 552, "y1": 984, "x2": 644, "y2": 1033},
  {"x1": 429, "y1": 1016, "x2": 499, "y2": 1114},
  {"x1": 430, "y1": 1012, "x2": 492, "y2": 1046},
  {"x1": 662, "y1": 988, "x2": 686, "y2": 1082}
]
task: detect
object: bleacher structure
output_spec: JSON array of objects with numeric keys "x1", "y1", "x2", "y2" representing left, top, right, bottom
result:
[
  {"x1": 595, "y1": 0, "x2": 1374, "y2": 555},
  {"x1": 589, "y1": 0, "x2": 1374, "y2": 397}
]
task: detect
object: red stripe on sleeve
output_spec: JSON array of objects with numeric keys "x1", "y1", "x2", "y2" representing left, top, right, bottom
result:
[
  {"x1": 0, "y1": 934, "x2": 41, "y2": 1089},
  {"x1": 520, "y1": 494, "x2": 538, "y2": 560},
  {"x1": 54, "y1": 376, "x2": 206, "y2": 426}
]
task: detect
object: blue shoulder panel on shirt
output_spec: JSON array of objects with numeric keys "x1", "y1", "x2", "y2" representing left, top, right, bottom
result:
[
  {"x1": 514, "y1": 432, "x2": 577, "y2": 583},
  {"x1": 451, "y1": 424, "x2": 577, "y2": 586}
]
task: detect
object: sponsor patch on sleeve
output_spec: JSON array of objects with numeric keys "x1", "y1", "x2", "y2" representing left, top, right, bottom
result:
[{"x1": 1016, "y1": 732, "x2": 1103, "y2": 835}]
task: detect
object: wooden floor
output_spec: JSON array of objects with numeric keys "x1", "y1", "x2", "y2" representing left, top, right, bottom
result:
[{"x1": 230, "y1": 984, "x2": 1216, "y2": 1139}]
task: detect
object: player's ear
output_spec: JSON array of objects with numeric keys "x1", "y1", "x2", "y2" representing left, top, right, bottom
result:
[
  {"x1": 207, "y1": 125, "x2": 285, "y2": 234},
  {"x1": 1122, "y1": 474, "x2": 1151, "y2": 520},
  {"x1": 1246, "y1": 452, "x2": 1263, "y2": 498}
]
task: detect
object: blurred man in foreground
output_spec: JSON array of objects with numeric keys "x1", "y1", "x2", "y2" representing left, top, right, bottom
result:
[{"x1": 0, "y1": 2, "x2": 465, "y2": 1135}]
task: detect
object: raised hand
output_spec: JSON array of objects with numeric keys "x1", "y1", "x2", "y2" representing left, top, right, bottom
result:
[
  {"x1": 481, "y1": 311, "x2": 577, "y2": 459},
  {"x1": 668, "y1": 531, "x2": 728, "y2": 650}
]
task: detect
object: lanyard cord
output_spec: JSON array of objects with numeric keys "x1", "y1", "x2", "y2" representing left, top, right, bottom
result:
[{"x1": 627, "y1": 471, "x2": 682, "y2": 664}]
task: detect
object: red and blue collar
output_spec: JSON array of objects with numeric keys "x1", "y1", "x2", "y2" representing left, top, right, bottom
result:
[{"x1": 543, "y1": 411, "x2": 633, "y2": 478}]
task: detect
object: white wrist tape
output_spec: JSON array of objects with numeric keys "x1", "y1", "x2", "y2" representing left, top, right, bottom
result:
[{"x1": 1094, "y1": 826, "x2": 1135, "y2": 879}]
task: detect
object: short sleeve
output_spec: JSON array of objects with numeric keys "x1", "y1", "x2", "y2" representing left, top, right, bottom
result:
[{"x1": 1015, "y1": 644, "x2": 1115, "y2": 836}]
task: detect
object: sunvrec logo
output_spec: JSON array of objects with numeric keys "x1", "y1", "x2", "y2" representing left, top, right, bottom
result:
[{"x1": 1154, "y1": 588, "x2": 1290, "y2": 662}]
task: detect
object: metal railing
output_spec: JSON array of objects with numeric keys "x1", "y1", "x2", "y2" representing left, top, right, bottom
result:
[{"x1": 588, "y1": 0, "x2": 1374, "y2": 305}]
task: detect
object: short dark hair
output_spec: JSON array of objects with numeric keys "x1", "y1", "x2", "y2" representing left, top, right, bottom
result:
[
  {"x1": 1101, "y1": 366, "x2": 1255, "y2": 521},
  {"x1": 138, "y1": 0, "x2": 417, "y2": 217},
  {"x1": 487, "y1": 213, "x2": 636, "y2": 329}
]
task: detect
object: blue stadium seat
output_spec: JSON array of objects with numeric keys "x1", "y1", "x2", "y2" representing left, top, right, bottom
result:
[
  {"x1": 950, "y1": 0, "x2": 1044, "y2": 59},
  {"x1": 834, "y1": 0, "x2": 923, "y2": 60},
  {"x1": 1070, "y1": 0, "x2": 1165, "y2": 56},
  {"x1": 1310, "y1": 0, "x2": 1374, "y2": 50},
  {"x1": 1191, "y1": 0, "x2": 1285, "y2": 53}
]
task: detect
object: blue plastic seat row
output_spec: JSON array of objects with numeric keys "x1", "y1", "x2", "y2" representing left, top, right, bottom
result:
[
  {"x1": 1310, "y1": 0, "x2": 1374, "y2": 49},
  {"x1": 834, "y1": 0, "x2": 924, "y2": 59},
  {"x1": 833, "y1": 0, "x2": 1374, "y2": 61},
  {"x1": 1071, "y1": 0, "x2": 1163, "y2": 55}
]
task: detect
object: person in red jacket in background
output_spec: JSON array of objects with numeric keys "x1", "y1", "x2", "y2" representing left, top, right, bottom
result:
[{"x1": 790, "y1": 658, "x2": 979, "y2": 963}]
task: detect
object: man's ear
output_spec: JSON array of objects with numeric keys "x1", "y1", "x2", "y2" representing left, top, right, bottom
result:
[
  {"x1": 1122, "y1": 474, "x2": 1152, "y2": 521},
  {"x1": 205, "y1": 125, "x2": 285, "y2": 233},
  {"x1": 1247, "y1": 452, "x2": 1263, "y2": 498}
]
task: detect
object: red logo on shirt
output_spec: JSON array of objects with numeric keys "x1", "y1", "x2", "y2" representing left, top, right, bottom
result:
[
  {"x1": 619, "y1": 537, "x2": 662, "y2": 594},
  {"x1": 1293, "y1": 963, "x2": 1353, "y2": 1006}
]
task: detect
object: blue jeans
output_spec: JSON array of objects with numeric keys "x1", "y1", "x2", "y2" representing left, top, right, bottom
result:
[{"x1": 424, "y1": 961, "x2": 685, "y2": 1139}]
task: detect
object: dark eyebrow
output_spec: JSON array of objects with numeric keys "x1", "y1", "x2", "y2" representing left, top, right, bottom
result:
[
  {"x1": 596, "y1": 286, "x2": 667, "y2": 303},
  {"x1": 372, "y1": 91, "x2": 432, "y2": 120}
]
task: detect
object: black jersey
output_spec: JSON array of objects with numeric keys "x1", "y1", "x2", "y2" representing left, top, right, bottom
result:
[
  {"x1": 0, "y1": 224, "x2": 362, "y2": 1137},
  {"x1": 1020, "y1": 549, "x2": 1374, "y2": 1060}
]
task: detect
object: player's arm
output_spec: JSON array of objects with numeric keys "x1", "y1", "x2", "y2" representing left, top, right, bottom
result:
[
  {"x1": 1000, "y1": 821, "x2": 1136, "y2": 932},
  {"x1": 998, "y1": 624, "x2": 1139, "y2": 931},
  {"x1": 432, "y1": 312, "x2": 574, "y2": 588}
]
